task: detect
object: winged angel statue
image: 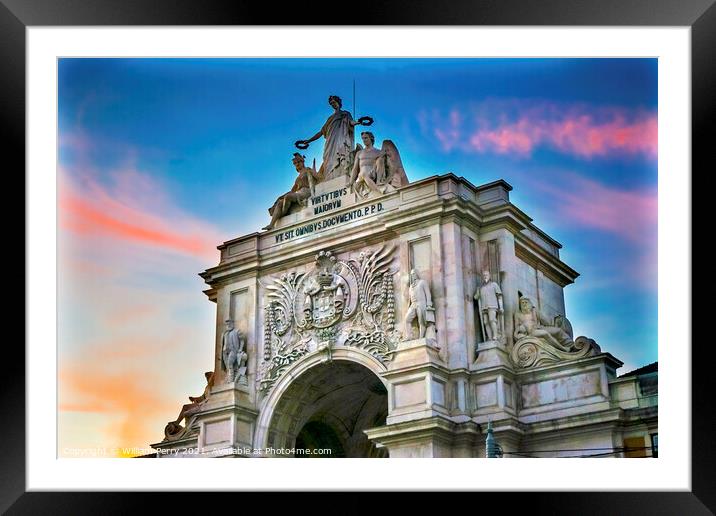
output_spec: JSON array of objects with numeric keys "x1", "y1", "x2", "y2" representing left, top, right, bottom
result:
[{"x1": 348, "y1": 131, "x2": 409, "y2": 198}]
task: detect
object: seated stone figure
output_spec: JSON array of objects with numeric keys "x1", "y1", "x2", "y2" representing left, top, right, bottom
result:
[
  {"x1": 165, "y1": 371, "x2": 214, "y2": 439},
  {"x1": 349, "y1": 131, "x2": 409, "y2": 198},
  {"x1": 513, "y1": 297, "x2": 573, "y2": 351},
  {"x1": 263, "y1": 153, "x2": 320, "y2": 230}
]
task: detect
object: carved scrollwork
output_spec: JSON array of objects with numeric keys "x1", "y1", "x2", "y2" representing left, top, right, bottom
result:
[
  {"x1": 259, "y1": 339, "x2": 311, "y2": 391},
  {"x1": 265, "y1": 271, "x2": 305, "y2": 336},
  {"x1": 163, "y1": 415, "x2": 200, "y2": 443},
  {"x1": 344, "y1": 330, "x2": 392, "y2": 362},
  {"x1": 510, "y1": 335, "x2": 601, "y2": 369},
  {"x1": 164, "y1": 421, "x2": 185, "y2": 441}
]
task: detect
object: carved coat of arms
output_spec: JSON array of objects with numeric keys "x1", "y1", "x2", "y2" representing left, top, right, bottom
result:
[
  {"x1": 259, "y1": 246, "x2": 397, "y2": 391},
  {"x1": 302, "y1": 251, "x2": 345, "y2": 329}
]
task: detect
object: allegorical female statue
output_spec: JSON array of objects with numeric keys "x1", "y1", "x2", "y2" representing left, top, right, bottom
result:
[{"x1": 295, "y1": 95, "x2": 372, "y2": 181}]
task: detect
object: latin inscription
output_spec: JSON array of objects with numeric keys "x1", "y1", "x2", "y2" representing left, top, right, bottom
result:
[
  {"x1": 311, "y1": 188, "x2": 348, "y2": 215},
  {"x1": 275, "y1": 202, "x2": 384, "y2": 243}
]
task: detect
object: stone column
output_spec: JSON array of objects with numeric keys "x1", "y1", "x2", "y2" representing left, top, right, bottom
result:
[
  {"x1": 364, "y1": 338, "x2": 481, "y2": 457},
  {"x1": 440, "y1": 220, "x2": 469, "y2": 369},
  {"x1": 197, "y1": 383, "x2": 258, "y2": 457}
]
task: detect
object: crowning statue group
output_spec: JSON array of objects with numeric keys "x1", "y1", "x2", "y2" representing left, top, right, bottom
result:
[
  {"x1": 263, "y1": 94, "x2": 408, "y2": 230},
  {"x1": 261, "y1": 94, "x2": 573, "y2": 354}
]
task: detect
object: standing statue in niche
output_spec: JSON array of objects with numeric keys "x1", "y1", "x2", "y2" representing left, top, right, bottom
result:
[
  {"x1": 263, "y1": 153, "x2": 320, "y2": 230},
  {"x1": 221, "y1": 319, "x2": 248, "y2": 384},
  {"x1": 349, "y1": 131, "x2": 409, "y2": 198},
  {"x1": 513, "y1": 297, "x2": 573, "y2": 351},
  {"x1": 474, "y1": 270, "x2": 504, "y2": 342},
  {"x1": 403, "y1": 269, "x2": 436, "y2": 342},
  {"x1": 294, "y1": 95, "x2": 373, "y2": 181}
]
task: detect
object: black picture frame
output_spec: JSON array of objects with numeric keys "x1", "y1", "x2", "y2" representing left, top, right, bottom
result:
[{"x1": 4, "y1": 0, "x2": 711, "y2": 513}]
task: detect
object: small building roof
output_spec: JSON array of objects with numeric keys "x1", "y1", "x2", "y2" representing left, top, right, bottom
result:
[{"x1": 619, "y1": 362, "x2": 658, "y2": 378}]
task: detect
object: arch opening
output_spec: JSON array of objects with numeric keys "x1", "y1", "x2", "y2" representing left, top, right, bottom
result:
[{"x1": 266, "y1": 360, "x2": 389, "y2": 458}]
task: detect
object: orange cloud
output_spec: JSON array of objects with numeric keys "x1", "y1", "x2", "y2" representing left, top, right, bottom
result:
[
  {"x1": 59, "y1": 362, "x2": 177, "y2": 454},
  {"x1": 58, "y1": 165, "x2": 223, "y2": 263}
]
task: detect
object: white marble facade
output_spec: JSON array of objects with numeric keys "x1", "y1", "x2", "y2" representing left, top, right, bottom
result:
[{"x1": 152, "y1": 172, "x2": 656, "y2": 458}]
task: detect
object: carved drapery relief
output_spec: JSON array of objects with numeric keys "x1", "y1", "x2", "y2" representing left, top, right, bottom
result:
[{"x1": 259, "y1": 246, "x2": 398, "y2": 391}]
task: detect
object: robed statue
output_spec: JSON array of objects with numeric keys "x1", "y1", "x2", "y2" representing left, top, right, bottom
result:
[
  {"x1": 513, "y1": 297, "x2": 573, "y2": 351},
  {"x1": 295, "y1": 95, "x2": 373, "y2": 181}
]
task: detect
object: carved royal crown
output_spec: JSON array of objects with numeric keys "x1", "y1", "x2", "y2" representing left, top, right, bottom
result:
[{"x1": 315, "y1": 251, "x2": 337, "y2": 286}]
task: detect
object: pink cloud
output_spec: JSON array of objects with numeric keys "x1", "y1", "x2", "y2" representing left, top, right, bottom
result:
[
  {"x1": 434, "y1": 109, "x2": 463, "y2": 152},
  {"x1": 524, "y1": 169, "x2": 657, "y2": 245},
  {"x1": 514, "y1": 168, "x2": 657, "y2": 292},
  {"x1": 423, "y1": 100, "x2": 657, "y2": 160}
]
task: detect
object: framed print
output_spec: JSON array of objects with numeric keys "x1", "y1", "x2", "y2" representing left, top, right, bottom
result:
[{"x1": 5, "y1": 0, "x2": 713, "y2": 513}]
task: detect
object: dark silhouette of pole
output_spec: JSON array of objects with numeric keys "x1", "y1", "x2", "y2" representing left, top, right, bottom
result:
[{"x1": 486, "y1": 420, "x2": 503, "y2": 458}]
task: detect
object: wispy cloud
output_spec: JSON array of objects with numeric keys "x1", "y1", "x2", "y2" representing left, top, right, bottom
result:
[
  {"x1": 58, "y1": 132, "x2": 221, "y2": 456},
  {"x1": 59, "y1": 166, "x2": 223, "y2": 263},
  {"x1": 525, "y1": 169, "x2": 657, "y2": 245},
  {"x1": 517, "y1": 168, "x2": 657, "y2": 291},
  {"x1": 420, "y1": 99, "x2": 657, "y2": 160}
]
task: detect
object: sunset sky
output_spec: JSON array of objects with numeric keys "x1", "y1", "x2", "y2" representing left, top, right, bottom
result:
[{"x1": 57, "y1": 58, "x2": 657, "y2": 456}]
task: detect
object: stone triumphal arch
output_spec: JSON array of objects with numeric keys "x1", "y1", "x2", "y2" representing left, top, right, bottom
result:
[
  {"x1": 255, "y1": 348, "x2": 389, "y2": 457},
  {"x1": 152, "y1": 96, "x2": 657, "y2": 458}
]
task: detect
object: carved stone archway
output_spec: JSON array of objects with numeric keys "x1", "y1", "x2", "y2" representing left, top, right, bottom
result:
[{"x1": 254, "y1": 347, "x2": 389, "y2": 457}]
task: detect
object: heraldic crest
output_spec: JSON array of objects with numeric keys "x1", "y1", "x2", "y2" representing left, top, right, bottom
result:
[{"x1": 259, "y1": 246, "x2": 398, "y2": 391}]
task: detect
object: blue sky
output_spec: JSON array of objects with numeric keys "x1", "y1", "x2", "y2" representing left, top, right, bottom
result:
[{"x1": 57, "y1": 58, "x2": 657, "y2": 452}]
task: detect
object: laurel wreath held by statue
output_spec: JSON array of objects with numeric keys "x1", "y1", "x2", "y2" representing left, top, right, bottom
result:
[{"x1": 294, "y1": 116, "x2": 372, "y2": 150}]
